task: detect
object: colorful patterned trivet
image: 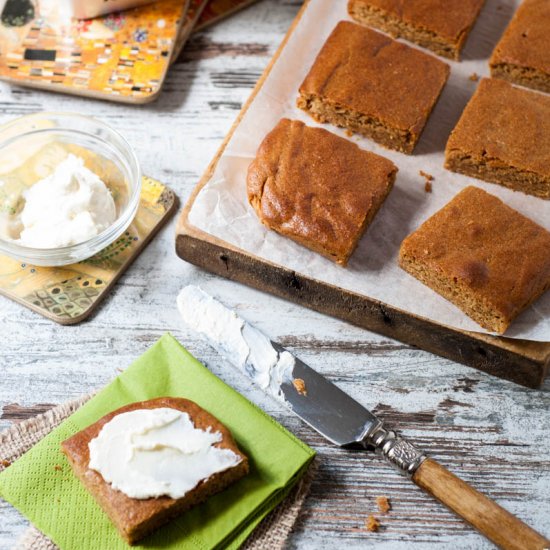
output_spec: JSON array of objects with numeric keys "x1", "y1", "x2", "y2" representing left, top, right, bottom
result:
[
  {"x1": 0, "y1": 0, "x2": 189, "y2": 103},
  {"x1": 171, "y1": 0, "x2": 209, "y2": 63},
  {"x1": 0, "y1": 176, "x2": 177, "y2": 324},
  {"x1": 195, "y1": 0, "x2": 258, "y2": 31},
  {"x1": 170, "y1": 0, "x2": 260, "y2": 64}
]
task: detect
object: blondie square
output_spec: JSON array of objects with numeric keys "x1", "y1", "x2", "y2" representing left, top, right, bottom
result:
[
  {"x1": 399, "y1": 186, "x2": 550, "y2": 334},
  {"x1": 297, "y1": 21, "x2": 449, "y2": 154},
  {"x1": 490, "y1": 0, "x2": 550, "y2": 94},
  {"x1": 445, "y1": 78, "x2": 550, "y2": 199},
  {"x1": 62, "y1": 398, "x2": 248, "y2": 545},
  {"x1": 247, "y1": 118, "x2": 397, "y2": 266},
  {"x1": 348, "y1": 0, "x2": 485, "y2": 60}
]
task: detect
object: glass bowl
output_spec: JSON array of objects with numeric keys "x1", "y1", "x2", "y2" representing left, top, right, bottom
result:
[{"x1": 0, "y1": 112, "x2": 141, "y2": 267}]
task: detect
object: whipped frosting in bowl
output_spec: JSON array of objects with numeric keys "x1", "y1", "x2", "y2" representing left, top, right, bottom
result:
[
  {"x1": 0, "y1": 112, "x2": 141, "y2": 266},
  {"x1": 17, "y1": 154, "x2": 117, "y2": 249}
]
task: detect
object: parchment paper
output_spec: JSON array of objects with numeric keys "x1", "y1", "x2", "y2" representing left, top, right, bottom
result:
[{"x1": 188, "y1": 0, "x2": 549, "y2": 341}]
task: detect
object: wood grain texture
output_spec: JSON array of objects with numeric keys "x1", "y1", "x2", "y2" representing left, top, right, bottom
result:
[
  {"x1": 1, "y1": 404, "x2": 56, "y2": 423},
  {"x1": 0, "y1": 1, "x2": 549, "y2": 549},
  {"x1": 413, "y1": 459, "x2": 550, "y2": 550}
]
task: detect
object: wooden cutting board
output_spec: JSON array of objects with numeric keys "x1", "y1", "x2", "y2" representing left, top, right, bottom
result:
[{"x1": 175, "y1": 1, "x2": 550, "y2": 389}]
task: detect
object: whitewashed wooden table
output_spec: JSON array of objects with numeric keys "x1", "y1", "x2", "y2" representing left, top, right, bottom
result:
[{"x1": 1, "y1": 1, "x2": 549, "y2": 548}]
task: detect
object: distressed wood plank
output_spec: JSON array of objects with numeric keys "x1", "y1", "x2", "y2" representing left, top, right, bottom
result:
[{"x1": 1, "y1": 404, "x2": 56, "y2": 423}]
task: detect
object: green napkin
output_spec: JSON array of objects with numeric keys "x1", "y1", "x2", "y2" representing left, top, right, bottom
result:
[{"x1": 0, "y1": 333, "x2": 315, "y2": 550}]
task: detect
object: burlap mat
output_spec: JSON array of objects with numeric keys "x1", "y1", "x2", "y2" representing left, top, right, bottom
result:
[{"x1": 0, "y1": 395, "x2": 314, "y2": 550}]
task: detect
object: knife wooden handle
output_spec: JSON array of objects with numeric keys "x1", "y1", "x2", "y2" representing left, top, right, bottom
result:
[{"x1": 413, "y1": 458, "x2": 550, "y2": 550}]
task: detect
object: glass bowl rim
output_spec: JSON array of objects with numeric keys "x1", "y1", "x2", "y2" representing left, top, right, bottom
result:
[{"x1": 0, "y1": 111, "x2": 142, "y2": 265}]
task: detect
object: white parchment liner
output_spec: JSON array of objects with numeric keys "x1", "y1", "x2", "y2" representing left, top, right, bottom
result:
[{"x1": 188, "y1": 0, "x2": 549, "y2": 341}]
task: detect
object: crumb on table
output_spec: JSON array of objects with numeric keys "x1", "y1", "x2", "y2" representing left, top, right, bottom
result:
[
  {"x1": 54, "y1": 464, "x2": 62, "y2": 471},
  {"x1": 469, "y1": 72, "x2": 480, "y2": 82},
  {"x1": 365, "y1": 515, "x2": 381, "y2": 532},
  {"x1": 376, "y1": 496, "x2": 391, "y2": 513},
  {"x1": 1, "y1": 459, "x2": 11, "y2": 468},
  {"x1": 293, "y1": 378, "x2": 307, "y2": 396}
]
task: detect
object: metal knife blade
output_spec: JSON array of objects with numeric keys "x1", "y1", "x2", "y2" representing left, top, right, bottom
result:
[
  {"x1": 270, "y1": 342, "x2": 380, "y2": 448},
  {"x1": 177, "y1": 285, "x2": 420, "y2": 465}
]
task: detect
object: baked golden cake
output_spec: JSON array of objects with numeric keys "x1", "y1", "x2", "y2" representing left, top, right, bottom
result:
[
  {"x1": 399, "y1": 186, "x2": 550, "y2": 334},
  {"x1": 297, "y1": 21, "x2": 449, "y2": 154},
  {"x1": 490, "y1": 0, "x2": 550, "y2": 93},
  {"x1": 61, "y1": 397, "x2": 249, "y2": 545},
  {"x1": 348, "y1": 0, "x2": 485, "y2": 60},
  {"x1": 247, "y1": 118, "x2": 397, "y2": 266},
  {"x1": 445, "y1": 78, "x2": 550, "y2": 199}
]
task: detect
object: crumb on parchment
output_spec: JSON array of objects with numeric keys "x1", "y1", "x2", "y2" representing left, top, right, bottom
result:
[
  {"x1": 376, "y1": 496, "x2": 391, "y2": 513},
  {"x1": 365, "y1": 515, "x2": 380, "y2": 532},
  {"x1": 293, "y1": 378, "x2": 307, "y2": 396},
  {"x1": 419, "y1": 170, "x2": 433, "y2": 181},
  {"x1": 469, "y1": 72, "x2": 480, "y2": 82},
  {"x1": 420, "y1": 170, "x2": 434, "y2": 193}
]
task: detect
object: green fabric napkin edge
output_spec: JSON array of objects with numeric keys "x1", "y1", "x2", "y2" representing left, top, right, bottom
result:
[{"x1": 0, "y1": 333, "x2": 315, "y2": 550}]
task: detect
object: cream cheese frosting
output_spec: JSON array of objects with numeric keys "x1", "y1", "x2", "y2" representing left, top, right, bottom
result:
[
  {"x1": 17, "y1": 153, "x2": 116, "y2": 248},
  {"x1": 88, "y1": 407, "x2": 242, "y2": 500},
  {"x1": 177, "y1": 285, "x2": 296, "y2": 399}
]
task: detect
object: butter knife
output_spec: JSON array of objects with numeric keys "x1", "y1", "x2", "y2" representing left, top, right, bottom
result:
[{"x1": 177, "y1": 286, "x2": 549, "y2": 550}]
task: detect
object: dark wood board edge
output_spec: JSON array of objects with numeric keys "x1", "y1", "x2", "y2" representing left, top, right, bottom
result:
[
  {"x1": 174, "y1": 0, "x2": 549, "y2": 389},
  {"x1": 176, "y1": 231, "x2": 549, "y2": 389}
]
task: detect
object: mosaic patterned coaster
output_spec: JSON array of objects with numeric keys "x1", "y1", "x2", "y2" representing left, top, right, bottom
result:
[
  {"x1": 0, "y1": 176, "x2": 177, "y2": 325},
  {"x1": 0, "y1": 0, "x2": 189, "y2": 103}
]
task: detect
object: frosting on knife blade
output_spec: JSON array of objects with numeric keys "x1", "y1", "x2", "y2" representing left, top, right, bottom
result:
[{"x1": 177, "y1": 285, "x2": 295, "y2": 399}]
